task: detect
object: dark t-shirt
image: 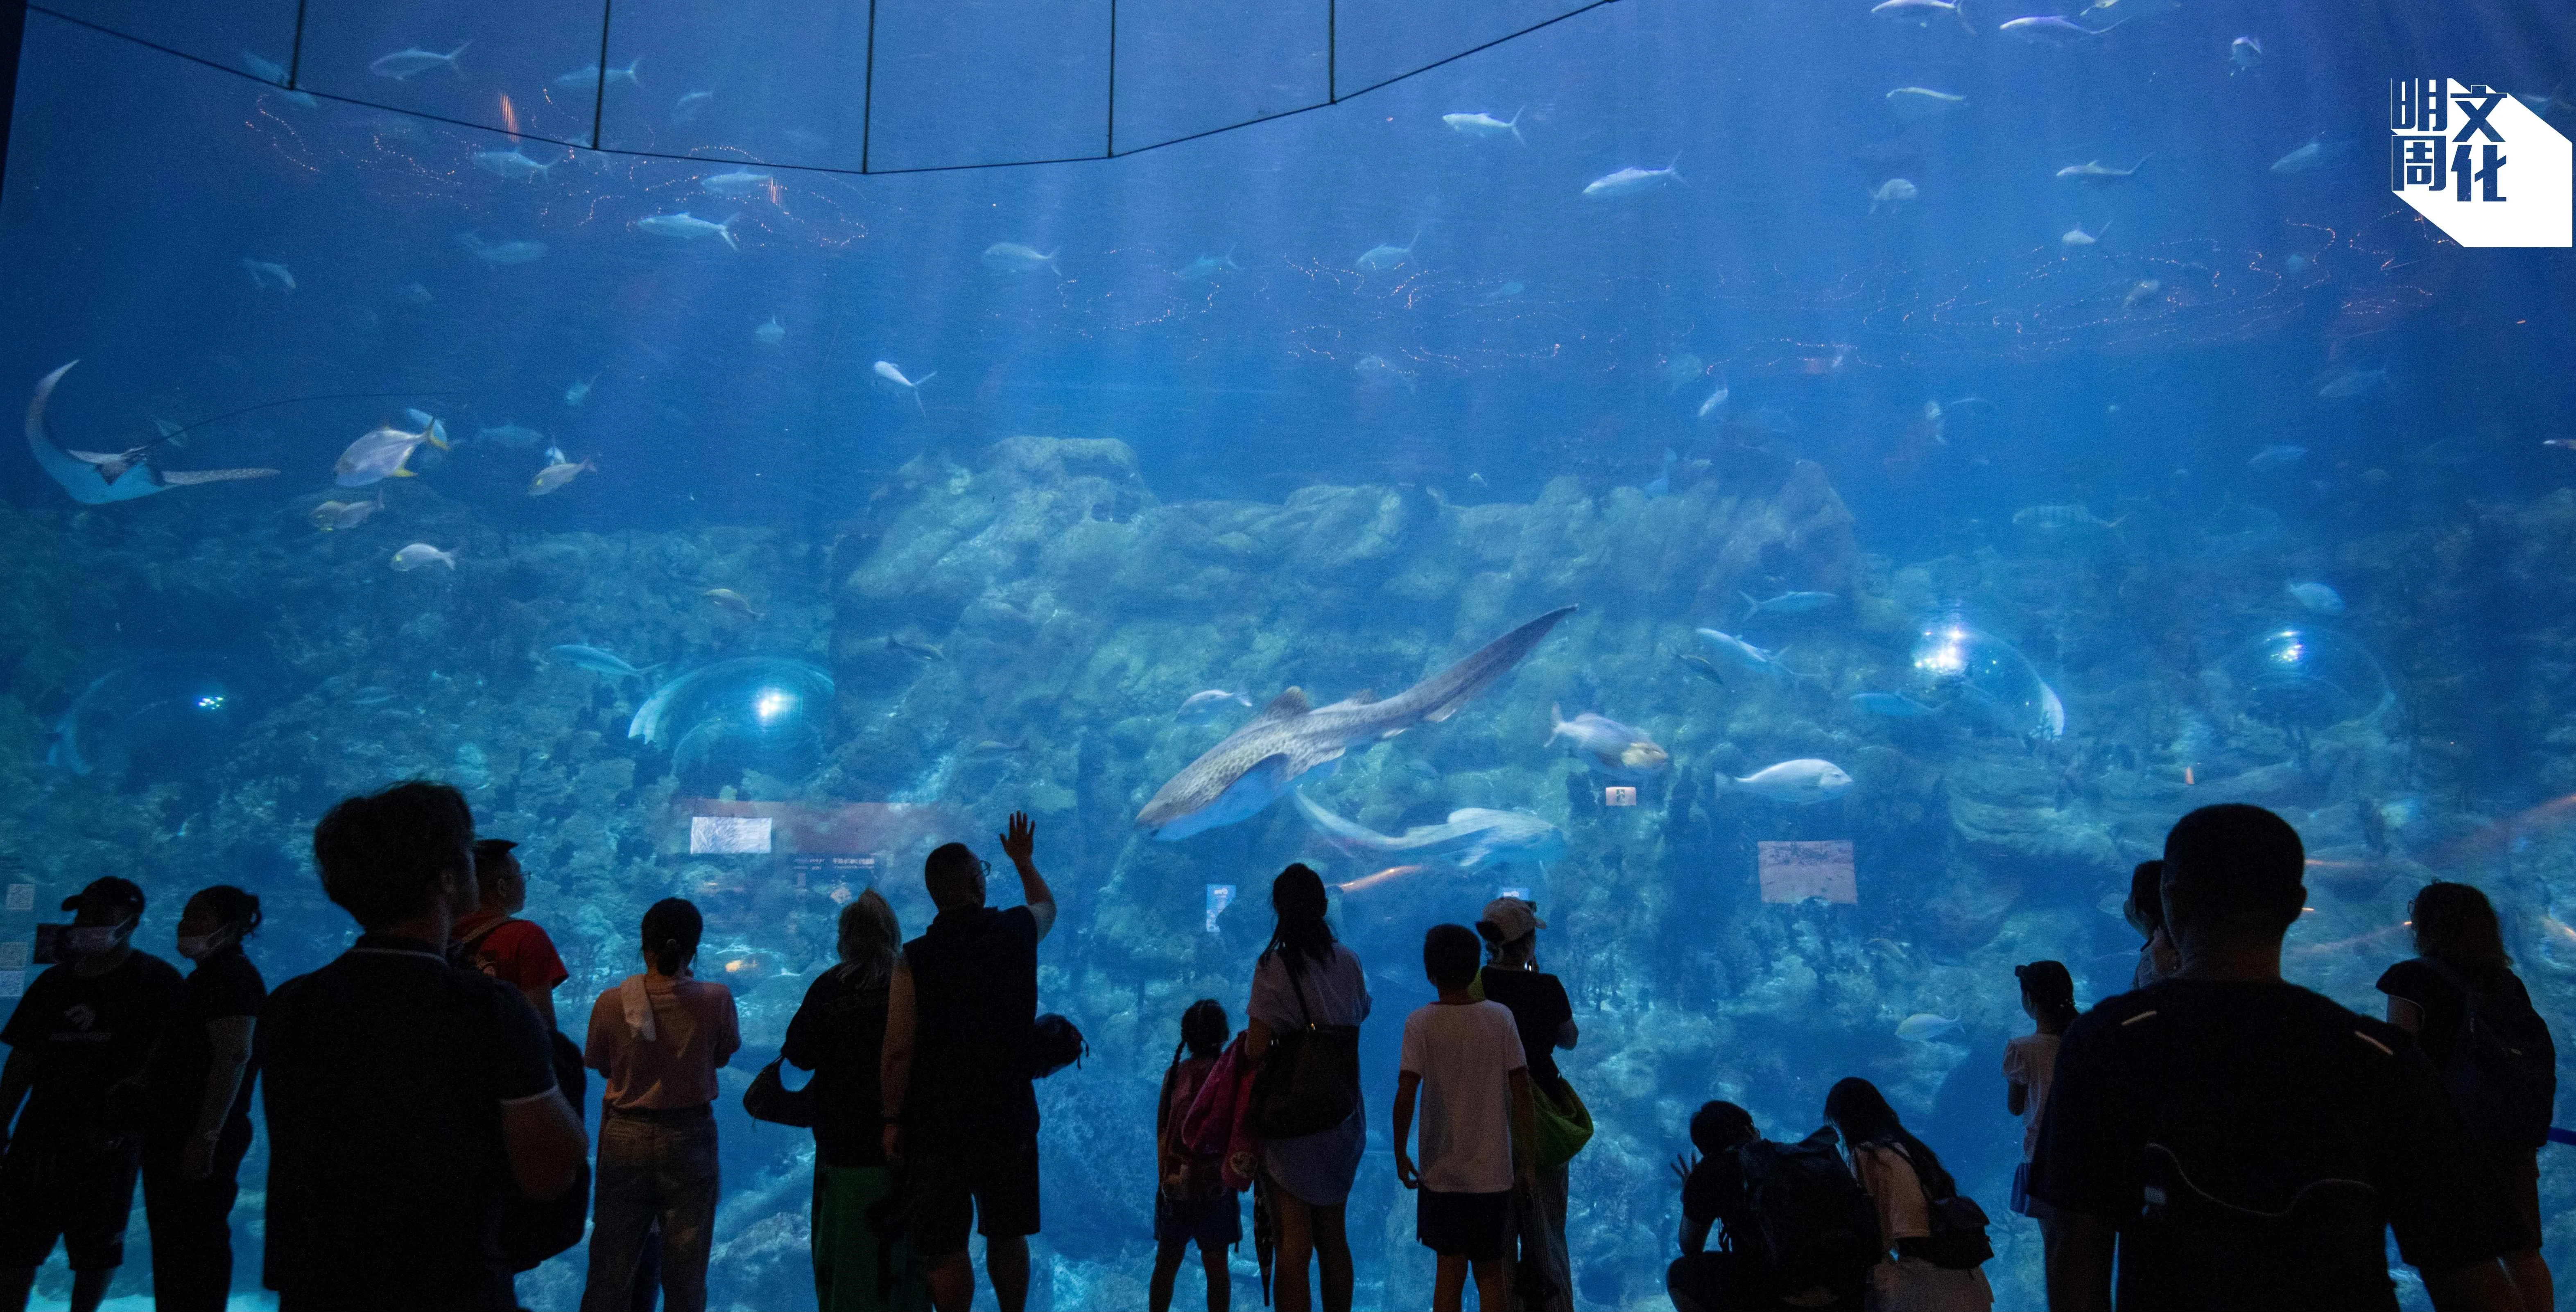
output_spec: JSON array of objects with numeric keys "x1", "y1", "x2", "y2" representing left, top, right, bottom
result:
[
  {"x1": 1682, "y1": 1148, "x2": 1752, "y2": 1240},
  {"x1": 904, "y1": 905, "x2": 1039, "y2": 1141},
  {"x1": 259, "y1": 935, "x2": 557, "y2": 1312},
  {"x1": 0, "y1": 949, "x2": 184, "y2": 1140},
  {"x1": 2375, "y1": 956, "x2": 2529, "y2": 1071},
  {"x1": 783, "y1": 965, "x2": 892, "y2": 1169},
  {"x1": 2031, "y1": 979, "x2": 2519, "y2": 1310},
  {"x1": 1478, "y1": 966, "x2": 1573, "y2": 1086},
  {"x1": 142, "y1": 946, "x2": 267, "y2": 1143}
]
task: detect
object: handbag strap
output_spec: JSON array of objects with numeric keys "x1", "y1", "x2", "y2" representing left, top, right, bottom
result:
[{"x1": 1279, "y1": 950, "x2": 1321, "y2": 1029}]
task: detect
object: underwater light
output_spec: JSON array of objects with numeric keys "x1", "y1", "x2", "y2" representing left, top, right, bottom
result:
[
  {"x1": 754, "y1": 688, "x2": 796, "y2": 723},
  {"x1": 194, "y1": 695, "x2": 225, "y2": 710}
]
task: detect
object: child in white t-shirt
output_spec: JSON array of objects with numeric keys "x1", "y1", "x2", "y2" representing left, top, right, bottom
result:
[{"x1": 1394, "y1": 923, "x2": 1535, "y2": 1312}]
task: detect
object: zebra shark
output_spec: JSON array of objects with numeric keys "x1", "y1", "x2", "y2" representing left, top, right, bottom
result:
[
  {"x1": 1291, "y1": 789, "x2": 1566, "y2": 869},
  {"x1": 1135, "y1": 606, "x2": 1576, "y2": 839}
]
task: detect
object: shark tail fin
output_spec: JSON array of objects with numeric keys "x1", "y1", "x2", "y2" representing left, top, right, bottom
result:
[
  {"x1": 1667, "y1": 153, "x2": 1687, "y2": 185},
  {"x1": 1742, "y1": 591, "x2": 1761, "y2": 621},
  {"x1": 447, "y1": 41, "x2": 471, "y2": 72},
  {"x1": 1411, "y1": 606, "x2": 1577, "y2": 724},
  {"x1": 719, "y1": 214, "x2": 742, "y2": 251},
  {"x1": 1510, "y1": 105, "x2": 1525, "y2": 143}
]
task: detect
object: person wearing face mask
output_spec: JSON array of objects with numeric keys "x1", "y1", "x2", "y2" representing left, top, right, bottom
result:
[
  {"x1": 260, "y1": 780, "x2": 589, "y2": 1312},
  {"x1": 140, "y1": 886, "x2": 267, "y2": 1312},
  {"x1": 0, "y1": 876, "x2": 184, "y2": 1312}
]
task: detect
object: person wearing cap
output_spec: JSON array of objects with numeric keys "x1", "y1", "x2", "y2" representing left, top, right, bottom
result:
[
  {"x1": 1474, "y1": 897, "x2": 1577, "y2": 1312},
  {"x1": 452, "y1": 839, "x2": 571, "y2": 1032},
  {"x1": 0, "y1": 876, "x2": 184, "y2": 1312}
]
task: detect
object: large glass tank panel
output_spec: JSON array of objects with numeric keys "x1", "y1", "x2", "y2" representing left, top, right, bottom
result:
[{"x1": 1, "y1": 0, "x2": 2573, "y2": 1308}]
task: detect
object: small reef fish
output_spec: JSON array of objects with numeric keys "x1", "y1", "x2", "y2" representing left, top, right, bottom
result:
[
  {"x1": 2060, "y1": 220, "x2": 2110, "y2": 247},
  {"x1": 1334, "y1": 864, "x2": 1429, "y2": 895},
  {"x1": 456, "y1": 232, "x2": 547, "y2": 265},
  {"x1": 1443, "y1": 106, "x2": 1526, "y2": 143},
  {"x1": 701, "y1": 170, "x2": 776, "y2": 197},
  {"x1": 2013, "y1": 503, "x2": 2126, "y2": 532},
  {"x1": 1725, "y1": 758, "x2": 1855, "y2": 803},
  {"x1": 1178, "y1": 689, "x2": 1255, "y2": 719},
  {"x1": 2317, "y1": 366, "x2": 2390, "y2": 398},
  {"x1": 308, "y1": 491, "x2": 384, "y2": 531},
  {"x1": 1742, "y1": 590, "x2": 1837, "y2": 619},
  {"x1": 1549, "y1": 705, "x2": 1671, "y2": 779},
  {"x1": 1176, "y1": 250, "x2": 1242, "y2": 281},
  {"x1": 1696, "y1": 629, "x2": 1799, "y2": 681},
  {"x1": 1868, "y1": 178, "x2": 1918, "y2": 214},
  {"x1": 1676, "y1": 653, "x2": 1728, "y2": 687},
  {"x1": 1895, "y1": 1014, "x2": 1961, "y2": 1041},
  {"x1": 983, "y1": 242, "x2": 1061, "y2": 275},
  {"x1": 1999, "y1": 15, "x2": 2125, "y2": 42},
  {"x1": 1354, "y1": 355, "x2": 1418, "y2": 393},
  {"x1": 1698, "y1": 376, "x2": 1731, "y2": 420},
  {"x1": 1852, "y1": 692, "x2": 1940, "y2": 717},
  {"x1": 390, "y1": 543, "x2": 457, "y2": 571},
  {"x1": 671, "y1": 90, "x2": 714, "y2": 122},
  {"x1": 1885, "y1": 87, "x2": 1967, "y2": 120},
  {"x1": 873, "y1": 361, "x2": 934, "y2": 413},
  {"x1": 703, "y1": 589, "x2": 764, "y2": 620},
  {"x1": 635, "y1": 211, "x2": 741, "y2": 251},
  {"x1": 1355, "y1": 232, "x2": 1419, "y2": 271},
  {"x1": 335, "y1": 421, "x2": 447, "y2": 487},
  {"x1": 2248, "y1": 444, "x2": 2307, "y2": 469},
  {"x1": 2270, "y1": 134, "x2": 2339, "y2": 174},
  {"x1": 565, "y1": 376, "x2": 596, "y2": 406},
  {"x1": 553, "y1": 60, "x2": 640, "y2": 88},
  {"x1": 550, "y1": 645, "x2": 655, "y2": 679},
  {"x1": 1582, "y1": 157, "x2": 1683, "y2": 199},
  {"x1": 1137, "y1": 607, "x2": 1575, "y2": 840},
  {"x1": 528, "y1": 457, "x2": 595, "y2": 496},
  {"x1": 1295, "y1": 792, "x2": 1567, "y2": 870},
  {"x1": 241, "y1": 259, "x2": 296, "y2": 292},
  {"x1": 472, "y1": 148, "x2": 554, "y2": 181},
  {"x1": 885, "y1": 636, "x2": 946, "y2": 661},
  {"x1": 1871, "y1": 0, "x2": 1973, "y2": 31},
  {"x1": 479, "y1": 423, "x2": 545, "y2": 448},
  {"x1": 755, "y1": 316, "x2": 785, "y2": 346},
  {"x1": 2287, "y1": 581, "x2": 2345, "y2": 615},
  {"x1": 2056, "y1": 157, "x2": 2148, "y2": 182},
  {"x1": 369, "y1": 43, "x2": 468, "y2": 80},
  {"x1": 2229, "y1": 36, "x2": 2263, "y2": 73}
]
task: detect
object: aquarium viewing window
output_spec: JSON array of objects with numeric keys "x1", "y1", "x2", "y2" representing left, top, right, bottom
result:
[{"x1": 1, "y1": 0, "x2": 2572, "y2": 1307}]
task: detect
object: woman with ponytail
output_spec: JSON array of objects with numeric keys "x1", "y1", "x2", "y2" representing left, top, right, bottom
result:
[
  {"x1": 1240, "y1": 864, "x2": 1371, "y2": 1312},
  {"x1": 2004, "y1": 960, "x2": 2076, "y2": 1269},
  {"x1": 579, "y1": 897, "x2": 741, "y2": 1312}
]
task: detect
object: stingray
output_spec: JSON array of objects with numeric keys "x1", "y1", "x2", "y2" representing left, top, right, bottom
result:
[{"x1": 26, "y1": 362, "x2": 282, "y2": 503}]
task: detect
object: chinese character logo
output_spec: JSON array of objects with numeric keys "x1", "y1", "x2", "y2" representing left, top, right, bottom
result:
[{"x1": 2388, "y1": 78, "x2": 2571, "y2": 247}]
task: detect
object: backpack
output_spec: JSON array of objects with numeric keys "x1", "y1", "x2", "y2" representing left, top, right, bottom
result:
[
  {"x1": 1250, "y1": 957, "x2": 1361, "y2": 1139},
  {"x1": 1731, "y1": 1129, "x2": 1881, "y2": 1297},
  {"x1": 499, "y1": 1029, "x2": 591, "y2": 1271},
  {"x1": 2415, "y1": 958, "x2": 2557, "y2": 1151},
  {"x1": 1029, "y1": 1013, "x2": 1089, "y2": 1078},
  {"x1": 1917, "y1": 1182, "x2": 1993, "y2": 1270}
]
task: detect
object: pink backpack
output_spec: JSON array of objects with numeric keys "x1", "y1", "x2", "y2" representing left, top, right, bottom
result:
[{"x1": 1178, "y1": 1037, "x2": 1262, "y2": 1192}]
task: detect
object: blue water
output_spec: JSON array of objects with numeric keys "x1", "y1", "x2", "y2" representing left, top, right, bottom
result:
[{"x1": 3, "y1": 0, "x2": 2575, "y2": 1307}]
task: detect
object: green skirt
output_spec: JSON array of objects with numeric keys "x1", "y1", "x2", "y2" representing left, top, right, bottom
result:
[{"x1": 815, "y1": 1163, "x2": 929, "y2": 1312}]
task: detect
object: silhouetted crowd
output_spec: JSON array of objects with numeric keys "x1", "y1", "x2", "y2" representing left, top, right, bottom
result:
[{"x1": 0, "y1": 788, "x2": 2556, "y2": 1312}]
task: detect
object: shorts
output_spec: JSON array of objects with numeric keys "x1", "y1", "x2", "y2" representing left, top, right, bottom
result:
[
  {"x1": 1416, "y1": 1188, "x2": 1511, "y2": 1262},
  {"x1": 1154, "y1": 1190, "x2": 1242, "y2": 1251},
  {"x1": 0, "y1": 1131, "x2": 144, "y2": 1271},
  {"x1": 904, "y1": 1132, "x2": 1040, "y2": 1259}
]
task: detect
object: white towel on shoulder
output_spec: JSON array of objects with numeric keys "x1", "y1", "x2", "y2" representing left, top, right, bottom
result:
[{"x1": 620, "y1": 976, "x2": 659, "y2": 1042}]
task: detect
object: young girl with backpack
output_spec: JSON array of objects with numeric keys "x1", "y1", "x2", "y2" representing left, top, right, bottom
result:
[
  {"x1": 1824, "y1": 1078, "x2": 1991, "y2": 1312},
  {"x1": 2379, "y1": 882, "x2": 2556, "y2": 1312},
  {"x1": 1152, "y1": 999, "x2": 1238, "y2": 1312},
  {"x1": 2003, "y1": 961, "x2": 2076, "y2": 1271}
]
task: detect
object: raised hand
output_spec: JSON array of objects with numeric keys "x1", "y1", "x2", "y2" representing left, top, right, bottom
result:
[{"x1": 1000, "y1": 811, "x2": 1036, "y2": 866}]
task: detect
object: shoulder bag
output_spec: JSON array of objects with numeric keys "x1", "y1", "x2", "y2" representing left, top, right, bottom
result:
[{"x1": 1251, "y1": 952, "x2": 1361, "y2": 1139}]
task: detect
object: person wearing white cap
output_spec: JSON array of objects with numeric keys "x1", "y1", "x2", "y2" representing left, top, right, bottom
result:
[{"x1": 1475, "y1": 898, "x2": 1578, "y2": 1312}]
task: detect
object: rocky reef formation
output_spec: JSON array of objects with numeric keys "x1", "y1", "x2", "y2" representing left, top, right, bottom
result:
[{"x1": 1, "y1": 437, "x2": 2569, "y2": 1308}]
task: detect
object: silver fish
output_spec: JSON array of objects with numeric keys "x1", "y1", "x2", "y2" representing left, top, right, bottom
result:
[
  {"x1": 1178, "y1": 689, "x2": 1254, "y2": 720},
  {"x1": 1356, "y1": 232, "x2": 1419, "y2": 271},
  {"x1": 1741, "y1": 590, "x2": 1838, "y2": 620},
  {"x1": 2229, "y1": 36, "x2": 2263, "y2": 72},
  {"x1": 553, "y1": 60, "x2": 640, "y2": 88},
  {"x1": 1135, "y1": 607, "x2": 1575, "y2": 839},
  {"x1": 551, "y1": 645, "x2": 656, "y2": 679},
  {"x1": 1885, "y1": 87, "x2": 1967, "y2": 120},
  {"x1": 635, "y1": 212, "x2": 740, "y2": 250},
  {"x1": 702, "y1": 170, "x2": 775, "y2": 197},
  {"x1": 1582, "y1": 156, "x2": 1683, "y2": 198},
  {"x1": 369, "y1": 43, "x2": 469, "y2": 80},
  {"x1": 1871, "y1": 0, "x2": 1973, "y2": 31},
  {"x1": 1176, "y1": 250, "x2": 1242, "y2": 281},
  {"x1": 472, "y1": 148, "x2": 553, "y2": 181},
  {"x1": 1442, "y1": 108, "x2": 1524, "y2": 142},
  {"x1": 308, "y1": 491, "x2": 384, "y2": 531},
  {"x1": 982, "y1": 242, "x2": 1061, "y2": 274},
  {"x1": 1869, "y1": 179, "x2": 1918, "y2": 213},
  {"x1": 672, "y1": 90, "x2": 714, "y2": 122},
  {"x1": 528, "y1": 457, "x2": 594, "y2": 496},
  {"x1": 456, "y1": 232, "x2": 547, "y2": 265},
  {"x1": 873, "y1": 361, "x2": 934, "y2": 413},
  {"x1": 241, "y1": 259, "x2": 296, "y2": 292},
  {"x1": 755, "y1": 316, "x2": 785, "y2": 345},
  {"x1": 335, "y1": 421, "x2": 447, "y2": 488},
  {"x1": 390, "y1": 543, "x2": 457, "y2": 571},
  {"x1": 2056, "y1": 156, "x2": 2148, "y2": 181},
  {"x1": 1549, "y1": 705, "x2": 1671, "y2": 779},
  {"x1": 1726, "y1": 758, "x2": 1854, "y2": 803},
  {"x1": 1354, "y1": 355, "x2": 1418, "y2": 392}
]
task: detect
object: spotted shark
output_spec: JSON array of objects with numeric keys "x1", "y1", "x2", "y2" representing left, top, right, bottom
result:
[
  {"x1": 1292, "y1": 790, "x2": 1567, "y2": 869},
  {"x1": 26, "y1": 362, "x2": 278, "y2": 504},
  {"x1": 1135, "y1": 606, "x2": 1576, "y2": 839}
]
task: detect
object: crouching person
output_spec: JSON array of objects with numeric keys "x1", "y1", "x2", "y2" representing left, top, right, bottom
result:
[{"x1": 1668, "y1": 1101, "x2": 1874, "y2": 1312}]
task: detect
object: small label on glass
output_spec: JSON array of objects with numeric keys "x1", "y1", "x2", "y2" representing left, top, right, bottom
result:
[
  {"x1": 690, "y1": 816, "x2": 773, "y2": 854},
  {"x1": 1603, "y1": 787, "x2": 1637, "y2": 806},
  {"x1": 1205, "y1": 884, "x2": 1236, "y2": 933},
  {"x1": 3, "y1": 884, "x2": 32, "y2": 913}
]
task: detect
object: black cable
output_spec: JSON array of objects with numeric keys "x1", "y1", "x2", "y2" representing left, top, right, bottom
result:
[
  {"x1": 590, "y1": 0, "x2": 613, "y2": 150},
  {"x1": 23, "y1": 0, "x2": 1622, "y2": 178},
  {"x1": 285, "y1": 0, "x2": 306, "y2": 87},
  {"x1": 1105, "y1": 0, "x2": 1116, "y2": 158}
]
